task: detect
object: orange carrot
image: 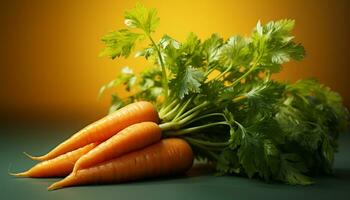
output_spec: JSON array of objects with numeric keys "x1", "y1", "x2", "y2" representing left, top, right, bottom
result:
[
  {"x1": 27, "y1": 101, "x2": 159, "y2": 161},
  {"x1": 11, "y1": 143, "x2": 98, "y2": 178},
  {"x1": 73, "y1": 122, "x2": 161, "y2": 173},
  {"x1": 48, "y1": 138, "x2": 193, "y2": 190}
]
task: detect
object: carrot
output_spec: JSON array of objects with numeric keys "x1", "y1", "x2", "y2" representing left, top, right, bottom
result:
[
  {"x1": 48, "y1": 138, "x2": 193, "y2": 190},
  {"x1": 11, "y1": 143, "x2": 98, "y2": 178},
  {"x1": 73, "y1": 122, "x2": 161, "y2": 173},
  {"x1": 26, "y1": 101, "x2": 159, "y2": 161}
]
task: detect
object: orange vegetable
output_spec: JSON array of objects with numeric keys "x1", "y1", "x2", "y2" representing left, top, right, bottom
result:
[
  {"x1": 73, "y1": 121, "x2": 161, "y2": 173},
  {"x1": 48, "y1": 138, "x2": 193, "y2": 190},
  {"x1": 11, "y1": 143, "x2": 98, "y2": 178},
  {"x1": 26, "y1": 101, "x2": 159, "y2": 161}
]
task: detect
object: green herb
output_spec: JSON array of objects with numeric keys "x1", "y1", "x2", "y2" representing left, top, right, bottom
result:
[{"x1": 99, "y1": 4, "x2": 349, "y2": 185}]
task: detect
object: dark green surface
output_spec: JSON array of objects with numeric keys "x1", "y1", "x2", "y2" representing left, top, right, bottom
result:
[{"x1": 1, "y1": 122, "x2": 349, "y2": 200}]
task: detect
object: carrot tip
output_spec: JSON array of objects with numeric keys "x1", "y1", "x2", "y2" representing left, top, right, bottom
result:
[
  {"x1": 23, "y1": 152, "x2": 44, "y2": 161},
  {"x1": 9, "y1": 171, "x2": 28, "y2": 177},
  {"x1": 47, "y1": 182, "x2": 63, "y2": 191}
]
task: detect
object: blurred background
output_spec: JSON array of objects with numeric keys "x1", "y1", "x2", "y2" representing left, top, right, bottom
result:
[{"x1": 1, "y1": 0, "x2": 349, "y2": 124}]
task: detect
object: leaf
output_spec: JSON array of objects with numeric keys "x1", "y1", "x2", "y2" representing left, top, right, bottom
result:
[
  {"x1": 124, "y1": 2, "x2": 159, "y2": 34},
  {"x1": 219, "y1": 35, "x2": 252, "y2": 69},
  {"x1": 135, "y1": 45, "x2": 155, "y2": 59},
  {"x1": 133, "y1": 66, "x2": 164, "y2": 103},
  {"x1": 169, "y1": 66, "x2": 204, "y2": 98},
  {"x1": 202, "y1": 33, "x2": 224, "y2": 63},
  {"x1": 98, "y1": 66, "x2": 136, "y2": 98},
  {"x1": 237, "y1": 132, "x2": 279, "y2": 180},
  {"x1": 161, "y1": 35, "x2": 182, "y2": 71},
  {"x1": 277, "y1": 154, "x2": 313, "y2": 185},
  {"x1": 321, "y1": 138, "x2": 334, "y2": 173},
  {"x1": 239, "y1": 81, "x2": 285, "y2": 118},
  {"x1": 199, "y1": 80, "x2": 226, "y2": 102},
  {"x1": 216, "y1": 149, "x2": 240, "y2": 175},
  {"x1": 159, "y1": 34, "x2": 180, "y2": 49},
  {"x1": 251, "y1": 19, "x2": 305, "y2": 72},
  {"x1": 265, "y1": 19, "x2": 295, "y2": 39},
  {"x1": 180, "y1": 33, "x2": 205, "y2": 68},
  {"x1": 270, "y1": 43, "x2": 305, "y2": 64},
  {"x1": 108, "y1": 95, "x2": 125, "y2": 114},
  {"x1": 99, "y1": 29, "x2": 141, "y2": 59}
]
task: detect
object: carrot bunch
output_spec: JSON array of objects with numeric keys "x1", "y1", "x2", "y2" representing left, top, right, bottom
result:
[
  {"x1": 11, "y1": 101, "x2": 194, "y2": 190},
  {"x1": 11, "y1": 3, "x2": 349, "y2": 188}
]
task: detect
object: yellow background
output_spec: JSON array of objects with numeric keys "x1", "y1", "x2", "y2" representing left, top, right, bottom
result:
[{"x1": 1, "y1": 0, "x2": 349, "y2": 122}]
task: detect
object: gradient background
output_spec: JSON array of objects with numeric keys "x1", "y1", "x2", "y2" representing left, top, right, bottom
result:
[{"x1": 1, "y1": 0, "x2": 349, "y2": 124}]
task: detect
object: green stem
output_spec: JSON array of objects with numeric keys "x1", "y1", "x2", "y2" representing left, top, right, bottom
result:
[
  {"x1": 161, "y1": 103, "x2": 181, "y2": 120},
  {"x1": 265, "y1": 70, "x2": 271, "y2": 82},
  {"x1": 234, "y1": 120, "x2": 247, "y2": 138},
  {"x1": 185, "y1": 140, "x2": 220, "y2": 160},
  {"x1": 165, "y1": 121, "x2": 229, "y2": 136},
  {"x1": 184, "y1": 137, "x2": 229, "y2": 147},
  {"x1": 173, "y1": 96, "x2": 193, "y2": 121},
  {"x1": 215, "y1": 66, "x2": 233, "y2": 80},
  {"x1": 159, "y1": 122, "x2": 179, "y2": 131},
  {"x1": 233, "y1": 95, "x2": 247, "y2": 103},
  {"x1": 184, "y1": 113, "x2": 225, "y2": 126},
  {"x1": 204, "y1": 67, "x2": 215, "y2": 77},
  {"x1": 147, "y1": 35, "x2": 168, "y2": 100},
  {"x1": 159, "y1": 99, "x2": 177, "y2": 117},
  {"x1": 229, "y1": 63, "x2": 257, "y2": 87},
  {"x1": 159, "y1": 108, "x2": 211, "y2": 132},
  {"x1": 176, "y1": 101, "x2": 209, "y2": 122},
  {"x1": 178, "y1": 109, "x2": 202, "y2": 125}
]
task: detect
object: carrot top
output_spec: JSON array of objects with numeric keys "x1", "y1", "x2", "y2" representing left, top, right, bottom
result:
[{"x1": 98, "y1": 3, "x2": 349, "y2": 185}]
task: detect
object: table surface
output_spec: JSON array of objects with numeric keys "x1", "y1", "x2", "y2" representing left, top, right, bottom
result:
[{"x1": 1, "y1": 122, "x2": 349, "y2": 200}]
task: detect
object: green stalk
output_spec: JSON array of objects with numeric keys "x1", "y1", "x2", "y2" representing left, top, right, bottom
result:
[
  {"x1": 184, "y1": 137, "x2": 229, "y2": 147},
  {"x1": 214, "y1": 66, "x2": 233, "y2": 80},
  {"x1": 183, "y1": 113, "x2": 225, "y2": 126},
  {"x1": 178, "y1": 109, "x2": 202, "y2": 125},
  {"x1": 234, "y1": 120, "x2": 247, "y2": 138},
  {"x1": 165, "y1": 121, "x2": 229, "y2": 136},
  {"x1": 173, "y1": 96, "x2": 193, "y2": 121},
  {"x1": 185, "y1": 140, "x2": 220, "y2": 160},
  {"x1": 228, "y1": 47, "x2": 264, "y2": 88},
  {"x1": 161, "y1": 103, "x2": 181, "y2": 120},
  {"x1": 204, "y1": 67, "x2": 215, "y2": 77},
  {"x1": 228, "y1": 62, "x2": 258, "y2": 87},
  {"x1": 147, "y1": 35, "x2": 168, "y2": 100},
  {"x1": 159, "y1": 98, "x2": 178, "y2": 118},
  {"x1": 233, "y1": 95, "x2": 247, "y2": 103},
  {"x1": 159, "y1": 121, "x2": 179, "y2": 131},
  {"x1": 175, "y1": 101, "x2": 209, "y2": 122},
  {"x1": 159, "y1": 108, "x2": 206, "y2": 132}
]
